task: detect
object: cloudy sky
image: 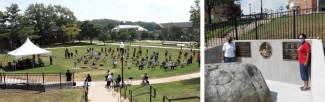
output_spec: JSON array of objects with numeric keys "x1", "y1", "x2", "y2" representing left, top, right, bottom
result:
[
  {"x1": 240, "y1": 0, "x2": 288, "y2": 15},
  {"x1": 0, "y1": 0, "x2": 195, "y2": 23}
]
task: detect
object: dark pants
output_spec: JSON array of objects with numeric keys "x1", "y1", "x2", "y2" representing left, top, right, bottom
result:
[
  {"x1": 224, "y1": 57, "x2": 236, "y2": 63},
  {"x1": 300, "y1": 64, "x2": 309, "y2": 81},
  {"x1": 107, "y1": 81, "x2": 111, "y2": 87}
]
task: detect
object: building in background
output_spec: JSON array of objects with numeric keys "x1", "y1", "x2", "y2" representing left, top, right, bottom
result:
[
  {"x1": 289, "y1": 0, "x2": 325, "y2": 12},
  {"x1": 112, "y1": 25, "x2": 148, "y2": 32}
]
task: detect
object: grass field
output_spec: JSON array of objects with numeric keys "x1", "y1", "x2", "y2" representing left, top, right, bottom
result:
[
  {"x1": 0, "y1": 88, "x2": 83, "y2": 102},
  {"x1": 206, "y1": 12, "x2": 325, "y2": 41},
  {"x1": 122, "y1": 78, "x2": 200, "y2": 102},
  {"x1": 240, "y1": 13, "x2": 325, "y2": 40},
  {"x1": 0, "y1": 44, "x2": 200, "y2": 81}
]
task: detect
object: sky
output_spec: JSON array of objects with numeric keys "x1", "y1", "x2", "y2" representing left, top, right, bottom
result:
[
  {"x1": 240, "y1": 0, "x2": 288, "y2": 15},
  {"x1": 0, "y1": 0, "x2": 195, "y2": 23}
]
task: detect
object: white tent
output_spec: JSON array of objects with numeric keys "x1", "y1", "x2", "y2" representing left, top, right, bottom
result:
[{"x1": 8, "y1": 38, "x2": 51, "y2": 58}]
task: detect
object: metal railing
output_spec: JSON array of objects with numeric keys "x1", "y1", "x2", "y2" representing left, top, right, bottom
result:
[
  {"x1": 162, "y1": 96, "x2": 200, "y2": 102},
  {"x1": 0, "y1": 72, "x2": 74, "y2": 91},
  {"x1": 125, "y1": 85, "x2": 156, "y2": 102},
  {"x1": 206, "y1": 8, "x2": 325, "y2": 48}
]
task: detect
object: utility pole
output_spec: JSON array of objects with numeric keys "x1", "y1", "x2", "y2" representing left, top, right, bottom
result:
[{"x1": 249, "y1": 3, "x2": 252, "y2": 15}]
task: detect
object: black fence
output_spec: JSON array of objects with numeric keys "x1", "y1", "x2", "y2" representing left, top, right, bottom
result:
[
  {"x1": 162, "y1": 96, "x2": 200, "y2": 102},
  {"x1": 120, "y1": 85, "x2": 156, "y2": 102},
  {"x1": 0, "y1": 72, "x2": 74, "y2": 91},
  {"x1": 206, "y1": 8, "x2": 325, "y2": 48}
]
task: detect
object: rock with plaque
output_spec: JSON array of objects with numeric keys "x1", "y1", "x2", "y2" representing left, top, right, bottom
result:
[
  {"x1": 283, "y1": 42, "x2": 299, "y2": 60},
  {"x1": 236, "y1": 42, "x2": 251, "y2": 57}
]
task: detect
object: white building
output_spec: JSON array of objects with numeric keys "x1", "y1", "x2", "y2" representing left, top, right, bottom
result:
[{"x1": 111, "y1": 25, "x2": 148, "y2": 32}]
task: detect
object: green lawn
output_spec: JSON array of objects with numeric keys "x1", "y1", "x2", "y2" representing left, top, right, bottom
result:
[
  {"x1": 0, "y1": 88, "x2": 83, "y2": 102},
  {"x1": 0, "y1": 44, "x2": 200, "y2": 81},
  {"x1": 122, "y1": 78, "x2": 200, "y2": 102}
]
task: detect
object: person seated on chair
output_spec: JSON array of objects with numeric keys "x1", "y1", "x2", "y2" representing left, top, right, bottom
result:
[{"x1": 38, "y1": 56, "x2": 44, "y2": 67}]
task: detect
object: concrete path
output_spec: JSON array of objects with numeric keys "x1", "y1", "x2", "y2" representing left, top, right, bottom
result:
[
  {"x1": 130, "y1": 72, "x2": 200, "y2": 85},
  {"x1": 86, "y1": 82, "x2": 127, "y2": 102},
  {"x1": 77, "y1": 72, "x2": 200, "y2": 102},
  {"x1": 45, "y1": 43, "x2": 198, "y2": 51},
  {"x1": 266, "y1": 80, "x2": 311, "y2": 102},
  {"x1": 107, "y1": 43, "x2": 199, "y2": 51}
]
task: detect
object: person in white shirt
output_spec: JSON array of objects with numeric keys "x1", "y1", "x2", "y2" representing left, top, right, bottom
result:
[
  {"x1": 106, "y1": 73, "x2": 113, "y2": 88},
  {"x1": 221, "y1": 37, "x2": 236, "y2": 63}
]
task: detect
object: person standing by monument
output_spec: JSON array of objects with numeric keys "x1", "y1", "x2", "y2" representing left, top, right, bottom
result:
[
  {"x1": 221, "y1": 37, "x2": 236, "y2": 63},
  {"x1": 297, "y1": 34, "x2": 311, "y2": 91}
]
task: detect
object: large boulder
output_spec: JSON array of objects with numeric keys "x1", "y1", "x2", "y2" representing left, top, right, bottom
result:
[{"x1": 205, "y1": 63, "x2": 272, "y2": 102}]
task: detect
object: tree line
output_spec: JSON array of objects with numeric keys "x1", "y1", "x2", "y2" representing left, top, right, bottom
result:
[{"x1": 0, "y1": 2, "x2": 199, "y2": 49}]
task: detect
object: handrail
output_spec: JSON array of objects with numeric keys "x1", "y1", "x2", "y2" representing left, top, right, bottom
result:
[{"x1": 162, "y1": 96, "x2": 200, "y2": 102}]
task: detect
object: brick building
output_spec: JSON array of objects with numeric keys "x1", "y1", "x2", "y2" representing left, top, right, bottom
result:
[{"x1": 289, "y1": 0, "x2": 325, "y2": 12}]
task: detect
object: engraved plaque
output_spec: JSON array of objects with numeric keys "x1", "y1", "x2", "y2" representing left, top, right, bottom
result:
[
  {"x1": 236, "y1": 42, "x2": 251, "y2": 57},
  {"x1": 283, "y1": 42, "x2": 299, "y2": 60}
]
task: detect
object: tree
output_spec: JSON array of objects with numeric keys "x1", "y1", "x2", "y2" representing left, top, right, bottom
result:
[
  {"x1": 205, "y1": 0, "x2": 216, "y2": 24},
  {"x1": 63, "y1": 22, "x2": 80, "y2": 43},
  {"x1": 4, "y1": 4, "x2": 23, "y2": 48},
  {"x1": 25, "y1": 3, "x2": 76, "y2": 45},
  {"x1": 104, "y1": 23, "x2": 115, "y2": 32},
  {"x1": 119, "y1": 31, "x2": 129, "y2": 41},
  {"x1": 25, "y1": 3, "x2": 54, "y2": 45},
  {"x1": 169, "y1": 26, "x2": 184, "y2": 41},
  {"x1": 80, "y1": 21, "x2": 101, "y2": 44},
  {"x1": 53, "y1": 5, "x2": 76, "y2": 43},
  {"x1": 17, "y1": 16, "x2": 35, "y2": 40},
  {"x1": 190, "y1": 0, "x2": 200, "y2": 29},
  {"x1": 0, "y1": 11, "x2": 9, "y2": 40},
  {"x1": 98, "y1": 32, "x2": 110, "y2": 45}
]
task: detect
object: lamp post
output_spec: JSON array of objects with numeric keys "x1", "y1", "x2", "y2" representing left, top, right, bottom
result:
[
  {"x1": 128, "y1": 35, "x2": 131, "y2": 57},
  {"x1": 261, "y1": 0, "x2": 263, "y2": 16},
  {"x1": 180, "y1": 35, "x2": 184, "y2": 51},
  {"x1": 120, "y1": 42, "x2": 125, "y2": 86},
  {"x1": 249, "y1": 3, "x2": 252, "y2": 15}
]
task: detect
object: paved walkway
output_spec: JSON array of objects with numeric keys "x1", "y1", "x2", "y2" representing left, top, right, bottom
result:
[
  {"x1": 266, "y1": 80, "x2": 311, "y2": 102},
  {"x1": 76, "y1": 72, "x2": 200, "y2": 102},
  {"x1": 86, "y1": 82, "x2": 126, "y2": 102},
  {"x1": 45, "y1": 43, "x2": 199, "y2": 51}
]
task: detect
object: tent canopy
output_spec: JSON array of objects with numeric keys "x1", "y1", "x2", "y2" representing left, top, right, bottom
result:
[{"x1": 8, "y1": 38, "x2": 51, "y2": 58}]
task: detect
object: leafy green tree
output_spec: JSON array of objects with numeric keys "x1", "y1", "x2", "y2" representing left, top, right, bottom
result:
[
  {"x1": 169, "y1": 26, "x2": 184, "y2": 41},
  {"x1": 25, "y1": 3, "x2": 76, "y2": 45},
  {"x1": 53, "y1": 5, "x2": 76, "y2": 43},
  {"x1": 129, "y1": 31, "x2": 137, "y2": 40},
  {"x1": 190, "y1": 0, "x2": 200, "y2": 28},
  {"x1": 205, "y1": 0, "x2": 216, "y2": 24},
  {"x1": 104, "y1": 23, "x2": 115, "y2": 32},
  {"x1": 4, "y1": 4, "x2": 23, "y2": 48},
  {"x1": 80, "y1": 21, "x2": 101, "y2": 44},
  {"x1": 25, "y1": 3, "x2": 54, "y2": 45},
  {"x1": 119, "y1": 31, "x2": 129, "y2": 41},
  {"x1": 0, "y1": 11, "x2": 9, "y2": 40},
  {"x1": 17, "y1": 16, "x2": 35, "y2": 40},
  {"x1": 63, "y1": 22, "x2": 80, "y2": 43},
  {"x1": 98, "y1": 32, "x2": 110, "y2": 45}
]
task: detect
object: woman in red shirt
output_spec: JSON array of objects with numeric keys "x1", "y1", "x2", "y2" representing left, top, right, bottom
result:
[{"x1": 297, "y1": 34, "x2": 311, "y2": 91}]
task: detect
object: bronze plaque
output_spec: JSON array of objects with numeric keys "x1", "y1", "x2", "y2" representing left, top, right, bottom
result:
[
  {"x1": 283, "y1": 42, "x2": 299, "y2": 60},
  {"x1": 259, "y1": 42, "x2": 272, "y2": 59},
  {"x1": 236, "y1": 42, "x2": 251, "y2": 57}
]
